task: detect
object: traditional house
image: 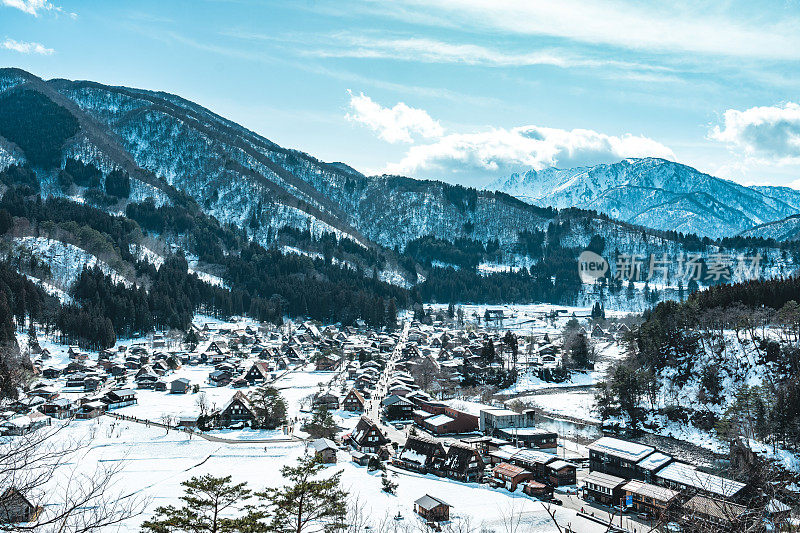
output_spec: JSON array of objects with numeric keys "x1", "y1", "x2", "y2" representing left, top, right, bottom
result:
[
  {"x1": 583, "y1": 471, "x2": 626, "y2": 506},
  {"x1": 382, "y1": 394, "x2": 414, "y2": 420},
  {"x1": 105, "y1": 389, "x2": 137, "y2": 409},
  {"x1": 588, "y1": 437, "x2": 655, "y2": 480},
  {"x1": 522, "y1": 480, "x2": 553, "y2": 499},
  {"x1": 0, "y1": 413, "x2": 51, "y2": 435},
  {"x1": 170, "y1": 378, "x2": 191, "y2": 394},
  {"x1": 441, "y1": 443, "x2": 484, "y2": 482},
  {"x1": 635, "y1": 451, "x2": 672, "y2": 483},
  {"x1": 312, "y1": 392, "x2": 340, "y2": 411},
  {"x1": 654, "y1": 461, "x2": 747, "y2": 502},
  {"x1": 621, "y1": 480, "x2": 680, "y2": 519},
  {"x1": 0, "y1": 488, "x2": 41, "y2": 523},
  {"x1": 546, "y1": 460, "x2": 577, "y2": 487},
  {"x1": 207, "y1": 370, "x2": 232, "y2": 387},
  {"x1": 492, "y1": 462, "x2": 534, "y2": 492},
  {"x1": 243, "y1": 362, "x2": 271, "y2": 385},
  {"x1": 310, "y1": 438, "x2": 338, "y2": 464},
  {"x1": 39, "y1": 398, "x2": 74, "y2": 419},
  {"x1": 414, "y1": 495, "x2": 451, "y2": 522},
  {"x1": 75, "y1": 401, "x2": 106, "y2": 420},
  {"x1": 350, "y1": 450, "x2": 370, "y2": 466},
  {"x1": 315, "y1": 353, "x2": 341, "y2": 371},
  {"x1": 216, "y1": 391, "x2": 257, "y2": 428},
  {"x1": 394, "y1": 435, "x2": 446, "y2": 473},
  {"x1": 342, "y1": 389, "x2": 365, "y2": 412},
  {"x1": 41, "y1": 367, "x2": 60, "y2": 379},
  {"x1": 349, "y1": 416, "x2": 389, "y2": 454},
  {"x1": 496, "y1": 427, "x2": 557, "y2": 450},
  {"x1": 682, "y1": 495, "x2": 748, "y2": 530}
]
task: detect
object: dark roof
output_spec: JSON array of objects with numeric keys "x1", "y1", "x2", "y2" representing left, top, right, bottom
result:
[
  {"x1": 443, "y1": 443, "x2": 482, "y2": 472},
  {"x1": 350, "y1": 416, "x2": 388, "y2": 446},
  {"x1": 415, "y1": 494, "x2": 451, "y2": 510}
]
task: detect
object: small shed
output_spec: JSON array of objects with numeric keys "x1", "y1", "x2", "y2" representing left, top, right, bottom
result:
[
  {"x1": 414, "y1": 494, "x2": 451, "y2": 522},
  {"x1": 0, "y1": 488, "x2": 41, "y2": 523},
  {"x1": 310, "y1": 438, "x2": 338, "y2": 464}
]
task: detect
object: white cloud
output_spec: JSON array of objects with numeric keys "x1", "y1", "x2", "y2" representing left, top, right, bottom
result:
[
  {"x1": 309, "y1": 34, "x2": 658, "y2": 71},
  {"x1": 346, "y1": 91, "x2": 444, "y2": 143},
  {"x1": 1, "y1": 38, "x2": 54, "y2": 55},
  {"x1": 710, "y1": 103, "x2": 800, "y2": 163},
  {"x1": 384, "y1": 125, "x2": 674, "y2": 180},
  {"x1": 2, "y1": 0, "x2": 75, "y2": 18},
  {"x1": 373, "y1": 0, "x2": 800, "y2": 61}
]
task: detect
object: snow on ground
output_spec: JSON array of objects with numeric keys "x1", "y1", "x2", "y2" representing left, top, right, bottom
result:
[
  {"x1": 500, "y1": 370, "x2": 597, "y2": 395},
  {"x1": 37, "y1": 418, "x2": 603, "y2": 533},
  {"x1": 513, "y1": 390, "x2": 600, "y2": 424},
  {"x1": 130, "y1": 243, "x2": 165, "y2": 270},
  {"x1": 23, "y1": 273, "x2": 73, "y2": 304},
  {"x1": 378, "y1": 268, "x2": 412, "y2": 289},
  {"x1": 477, "y1": 262, "x2": 521, "y2": 275},
  {"x1": 14, "y1": 236, "x2": 131, "y2": 288}
]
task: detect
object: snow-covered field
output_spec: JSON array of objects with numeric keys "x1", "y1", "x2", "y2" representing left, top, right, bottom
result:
[
  {"x1": 513, "y1": 390, "x2": 600, "y2": 424},
  {"x1": 38, "y1": 418, "x2": 604, "y2": 533}
]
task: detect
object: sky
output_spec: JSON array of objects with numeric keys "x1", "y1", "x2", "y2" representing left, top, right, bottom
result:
[{"x1": 1, "y1": 0, "x2": 800, "y2": 188}]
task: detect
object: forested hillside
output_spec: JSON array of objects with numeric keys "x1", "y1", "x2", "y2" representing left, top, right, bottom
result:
[
  {"x1": 598, "y1": 276, "x2": 800, "y2": 457},
  {"x1": 1, "y1": 66, "x2": 799, "y2": 344}
]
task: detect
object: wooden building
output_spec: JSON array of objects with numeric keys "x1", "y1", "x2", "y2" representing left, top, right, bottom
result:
[{"x1": 414, "y1": 495, "x2": 451, "y2": 522}]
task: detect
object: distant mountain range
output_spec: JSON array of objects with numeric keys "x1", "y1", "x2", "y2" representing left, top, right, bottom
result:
[
  {"x1": 0, "y1": 67, "x2": 737, "y2": 267},
  {"x1": 488, "y1": 158, "x2": 800, "y2": 239},
  {"x1": 0, "y1": 66, "x2": 796, "y2": 321}
]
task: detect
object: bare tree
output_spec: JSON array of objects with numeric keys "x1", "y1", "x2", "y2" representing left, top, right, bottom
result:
[
  {"x1": 160, "y1": 414, "x2": 176, "y2": 434},
  {"x1": 0, "y1": 421, "x2": 146, "y2": 532},
  {"x1": 196, "y1": 392, "x2": 210, "y2": 417}
]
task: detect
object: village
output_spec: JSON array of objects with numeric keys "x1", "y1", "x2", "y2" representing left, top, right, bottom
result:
[{"x1": 0, "y1": 306, "x2": 793, "y2": 532}]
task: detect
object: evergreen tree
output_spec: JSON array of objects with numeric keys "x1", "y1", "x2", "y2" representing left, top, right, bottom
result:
[
  {"x1": 381, "y1": 473, "x2": 397, "y2": 494},
  {"x1": 302, "y1": 405, "x2": 337, "y2": 439},
  {"x1": 248, "y1": 386, "x2": 287, "y2": 429},
  {"x1": 257, "y1": 455, "x2": 347, "y2": 533},
  {"x1": 141, "y1": 474, "x2": 263, "y2": 533}
]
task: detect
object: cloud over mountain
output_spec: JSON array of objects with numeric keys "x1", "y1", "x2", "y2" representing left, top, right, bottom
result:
[
  {"x1": 711, "y1": 102, "x2": 800, "y2": 163},
  {"x1": 346, "y1": 91, "x2": 443, "y2": 143}
]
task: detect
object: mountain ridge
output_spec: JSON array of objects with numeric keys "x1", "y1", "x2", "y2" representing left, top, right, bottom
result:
[{"x1": 488, "y1": 157, "x2": 800, "y2": 239}]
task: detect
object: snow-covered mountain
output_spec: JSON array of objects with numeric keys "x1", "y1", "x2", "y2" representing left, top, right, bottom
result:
[
  {"x1": 488, "y1": 158, "x2": 800, "y2": 239},
  {"x1": 740, "y1": 214, "x2": 800, "y2": 241},
  {"x1": 0, "y1": 68, "x2": 711, "y2": 259},
  {"x1": 1, "y1": 67, "x2": 796, "y2": 302}
]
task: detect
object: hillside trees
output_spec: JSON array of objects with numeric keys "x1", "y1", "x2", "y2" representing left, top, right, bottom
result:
[
  {"x1": 0, "y1": 90, "x2": 79, "y2": 168},
  {"x1": 104, "y1": 169, "x2": 131, "y2": 198}
]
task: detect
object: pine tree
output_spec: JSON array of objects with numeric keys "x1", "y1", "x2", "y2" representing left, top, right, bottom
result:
[
  {"x1": 302, "y1": 405, "x2": 337, "y2": 439},
  {"x1": 258, "y1": 455, "x2": 347, "y2": 533},
  {"x1": 141, "y1": 474, "x2": 263, "y2": 533},
  {"x1": 381, "y1": 472, "x2": 397, "y2": 494},
  {"x1": 248, "y1": 386, "x2": 287, "y2": 429}
]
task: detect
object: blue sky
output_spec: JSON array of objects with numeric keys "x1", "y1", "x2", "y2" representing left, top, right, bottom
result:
[{"x1": 2, "y1": 0, "x2": 800, "y2": 188}]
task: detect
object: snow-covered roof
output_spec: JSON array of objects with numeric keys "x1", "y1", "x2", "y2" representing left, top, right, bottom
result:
[
  {"x1": 588, "y1": 437, "x2": 655, "y2": 463},
  {"x1": 415, "y1": 495, "x2": 450, "y2": 510},
  {"x1": 655, "y1": 462, "x2": 746, "y2": 498},
  {"x1": 622, "y1": 480, "x2": 679, "y2": 503},
  {"x1": 636, "y1": 451, "x2": 672, "y2": 471},
  {"x1": 310, "y1": 438, "x2": 337, "y2": 452},
  {"x1": 425, "y1": 414, "x2": 455, "y2": 427},
  {"x1": 583, "y1": 471, "x2": 626, "y2": 490},
  {"x1": 547, "y1": 460, "x2": 574, "y2": 471}
]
